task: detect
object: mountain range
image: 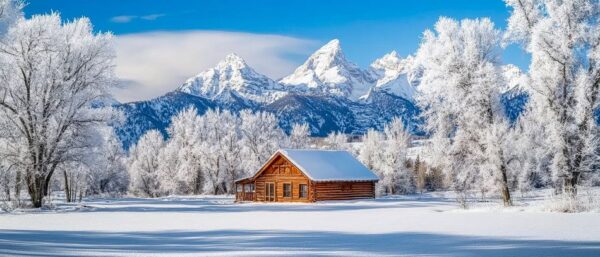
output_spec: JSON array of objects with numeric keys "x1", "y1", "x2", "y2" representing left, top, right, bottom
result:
[{"x1": 113, "y1": 39, "x2": 526, "y2": 149}]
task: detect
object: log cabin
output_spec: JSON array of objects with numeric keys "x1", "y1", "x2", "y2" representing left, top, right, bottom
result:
[{"x1": 235, "y1": 149, "x2": 379, "y2": 202}]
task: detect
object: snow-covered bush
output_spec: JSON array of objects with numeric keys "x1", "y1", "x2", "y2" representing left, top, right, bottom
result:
[{"x1": 544, "y1": 189, "x2": 600, "y2": 213}]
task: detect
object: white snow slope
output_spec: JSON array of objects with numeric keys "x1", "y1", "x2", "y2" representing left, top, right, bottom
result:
[
  {"x1": 279, "y1": 39, "x2": 375, "y2": 100},
  {"x1": 368, "y1": 51, "x2": 418, "y2": 100},
  {"x1": 1, "y1": 192, "x2": 599, "y2": 257},
  {"x1": 178, "y1": 53, "x2": 287, "y2": 104}
]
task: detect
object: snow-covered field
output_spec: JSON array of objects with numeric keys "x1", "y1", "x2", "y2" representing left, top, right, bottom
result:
[{"x1": 1, "y1": 192, "x2": 599, "y2": 257}]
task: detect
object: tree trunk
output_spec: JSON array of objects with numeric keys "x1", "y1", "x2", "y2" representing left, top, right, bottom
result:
[
  {"x1": 27, "y1": 177, "x2": 44, "y2": 208},
  {"x1": 63, "y1": 170, "x2": 72, "y2": 202},
  {"x1": 194, "y1": 169, "x2": 203, "y2": 195},
  {"x1": 5, "y1": 187, "x2": 10, "y2": 202},
  {"x1": 500, "y1": 163, "x2": 512, "y2": 207},
  {"x1": 14, "y1": 169, "x2": 21, "y2": 205},
  {"x1": 563, "y1": 171, "x2": 580, "y2": 197}
]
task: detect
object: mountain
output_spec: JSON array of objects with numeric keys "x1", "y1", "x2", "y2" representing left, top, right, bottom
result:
[
  {"x1": 501, "y1": 64, "x2": 528, "y2": 93},
  {"x1": 500, "y1": 64, "x2": 529, "y2": 122},
  {"x1": 178, "y1": 53, "x2": 287, "y2": 106},
  {"x1": 264, "y1": 94, "x2": 357, "y2": 135},
  {"x1": 114, "y1": 91, "x2": 215, "y2": 149},
  {"x1": 113, "y1": 39, "x2": 528, "y2": 150},
  {"x1": 367, "y1": 51, "x2": 417, "y2": 100},
  {"x1": 279, "y1": 39, "x2": 375, "y2": 100}
]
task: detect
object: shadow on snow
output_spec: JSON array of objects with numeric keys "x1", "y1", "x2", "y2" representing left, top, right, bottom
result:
[
  {"x1": 29, "y1": 196, "x2": 458, "y2": 214},
  {"x1": 0, "y1": 229, "x2": 598, "y2": 257}
]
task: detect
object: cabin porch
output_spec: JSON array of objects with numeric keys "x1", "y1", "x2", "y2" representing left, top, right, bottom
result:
[{"x1": 235, "y1": 178, "x2": 255, "y2": 202}]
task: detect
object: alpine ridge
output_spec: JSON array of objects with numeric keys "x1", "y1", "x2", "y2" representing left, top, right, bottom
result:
[{"x1": 113, "y1": 39, "x2": 527, "y2": 149}]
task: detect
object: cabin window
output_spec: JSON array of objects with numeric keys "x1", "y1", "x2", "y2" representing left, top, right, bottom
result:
[
  {"x1": 283, "y1": 183, "x2": 292, "y2": 197},
  {"x1": 236, "y1": 184, "x2": 243, "y2": 193},
  {"x1": 244, "y1": 184, "x2": 255, "y2": 192},
  {"x1": 299, "y1": 184, "x2": 308, "y2": 198}
]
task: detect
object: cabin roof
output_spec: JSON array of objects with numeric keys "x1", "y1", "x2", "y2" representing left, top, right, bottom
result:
[{"x1": 276, "y1": 149, "x2": 379, "y2": 182}]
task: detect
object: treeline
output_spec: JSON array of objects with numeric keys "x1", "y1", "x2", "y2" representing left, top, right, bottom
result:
[{"x1": 127, "y1": 108, "x2": 291, "y2": 197}]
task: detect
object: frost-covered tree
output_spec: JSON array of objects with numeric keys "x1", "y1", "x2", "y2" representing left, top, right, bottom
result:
[
  {"x1": 379, "y1": 118, "x2": 414, "y2": 194},
  {"x1": 415, "y1": 17, "x2": 514, "y2": 206},
  {"x1": 0, "y1": 0, "x2": 22, "y2": 35},
  {"x1": 357, "y1": 119, "x2": 414, "y2": 195},
  {"x1": 509, "y1": 110, "x2": 553, "y2": 194},
  {"x1": 504, "y1": 0, "x2": 600, "y2": 196},
  {"x1": 158, "y1": 107, "x2": 204, "y2": 195},
  {"x1": 239, "y1": 110, "x2": 284, "y2": 176},
  {"x1": 200, "y1": 109, "x2": 239, "y2": 194},
  {"x1": 87, "y1": 128, "x2": 129, "y2": 196},
  {"x1": 358, "y1": 129, "x2": 384, "y2": 172},
  {"x1": 50, "y1": 126, "x2": 127, "y2": 202},
  {"x1": 128, "y1": 130, "x2": 164, "y2": 197},
  {"x1": 322, "y1": 131, "x2": 349, "y2": 151},
  {"x1": 218, "y1": 111, "x2": 243, "y2": 193},
  {"x1": 0, "y1": 13, "x2": 115, "y2": 207},
  {"x1": 287, "y1": 123, "x2": 310, "y2": 149},
  {"x1": 0, "y1": 154, "x2": 17, "y2": 201},
  {"x1": 57, "y1": 161, "x2": 90, "y2": 202}
]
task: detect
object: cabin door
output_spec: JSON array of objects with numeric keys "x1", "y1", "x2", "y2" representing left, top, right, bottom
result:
[{"x1": 265, "y1": 182, "x2": 275, "y2": 202}]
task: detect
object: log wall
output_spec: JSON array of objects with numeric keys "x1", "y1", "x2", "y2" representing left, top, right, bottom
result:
[{"x1": 314, "y1": 181, "x2": 375, "y2": 201}]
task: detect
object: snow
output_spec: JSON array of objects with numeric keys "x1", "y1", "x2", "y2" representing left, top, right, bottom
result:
[
  {"x1": 1, "y1": 191, "x2": 599, "y2": 256},
  {"x1": 178, "y1": 53, "x2": 286, "y2": 104},
  {"x1": 279, "y1": 39, "x2": 374, "y2": 100},
  {"x1": 277, "y1": 149, "x2": 379, "y2": 182},
  {"x1": 500, "y1": 64, "x2": 528, "y2": 93},
  {"x1": 368, "y1": 51, "x2": 417, "y2": 100}
]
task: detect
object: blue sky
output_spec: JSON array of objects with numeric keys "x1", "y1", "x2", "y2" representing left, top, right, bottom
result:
[{"x1": 26, "y1": 0, "x2": 530, "y2": 101}]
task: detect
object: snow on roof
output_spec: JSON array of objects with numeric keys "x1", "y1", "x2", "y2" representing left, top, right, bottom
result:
[{"x1": 277, "y1": 149, "x2": 379, "y2": 182}]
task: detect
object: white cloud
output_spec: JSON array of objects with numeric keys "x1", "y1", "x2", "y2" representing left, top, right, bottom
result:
[
  {"x1": 110, "y1": 14, "x2": 166, "y2": 23},
  {"x1": 140, "y1": 14, "x2": 166, "y2": 21},
  {"x1": 112, "y1": 30, "x2": 315, "y2": 102},
  {"x1": 110, "y1": 15, "x2": 136, "y2": 23}
]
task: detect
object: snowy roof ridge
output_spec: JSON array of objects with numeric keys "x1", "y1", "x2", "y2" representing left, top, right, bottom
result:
[{"x1": 278, "y1": 148, "x2": 379, "y2": 182}]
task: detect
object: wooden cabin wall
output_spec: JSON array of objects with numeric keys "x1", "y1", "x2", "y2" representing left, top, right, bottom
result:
[
  {"x1": 314, "y1": 181, "x2": 375, "y2": 201},
  {"x1": 254, "y1": 155, "x2": 314, "y2": 202}
]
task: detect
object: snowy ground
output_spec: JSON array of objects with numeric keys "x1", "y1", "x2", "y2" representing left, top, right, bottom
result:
[{"x1": 1, "y1": 191, "x2": 599, "y2": 257}]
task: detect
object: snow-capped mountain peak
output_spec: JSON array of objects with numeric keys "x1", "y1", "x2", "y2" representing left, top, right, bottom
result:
[
  {"x1": 308, "y1": 39, "x2": 345, "y2": 71},
  {"x1": 501, "y1": 64, "x2": 528, "y2": 93},
  {"x1": 280, "y1": 39, "x2": 374, "y2": 100},
  {"x1": 367, "y1": 51, "x2": 417, "y2": 100},
  {"x1": 370, "y1": 51, "x2": 402, "y2": 72},
  {"x1": 215, "y1": 53, "x2": 248, "y2": 70},
  {"x1": 178, "y1": 53, "x2": 285, "y2": 104}
]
